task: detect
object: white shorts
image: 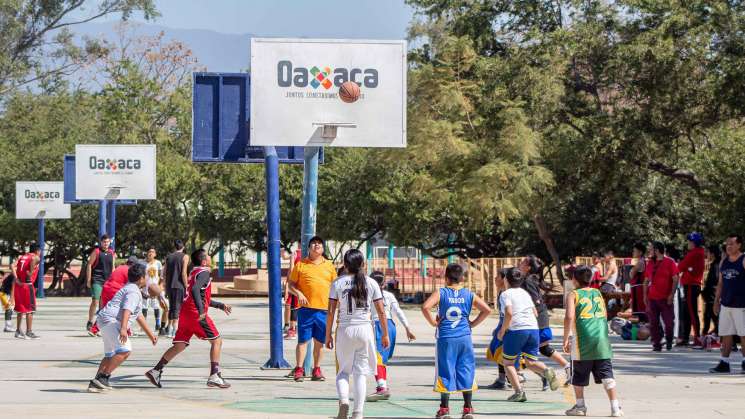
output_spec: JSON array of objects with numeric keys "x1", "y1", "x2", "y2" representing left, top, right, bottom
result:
[
  {"x1": 143, "y1": 297, "x2": 160, "y2": 310},
  {"x1": 101, "y1": 321, "x2": 132, "y2": 358},
  {"x1": 719, "y1": 306, "x2": 745, "y2": 336},
  {"x1": 335, "y1": 323, "x2": 376, "y2": 376}
]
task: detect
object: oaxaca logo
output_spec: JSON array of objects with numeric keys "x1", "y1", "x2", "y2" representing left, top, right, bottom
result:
[
  {"x1": 277, "y1": 61, "x2": 379, "y2": 90},
  {"x1": 25, "y1": 190, "x2": 60, "y2": 201},
  {"x1": 89, "y1": 156, "x2": 141, "y2": 171}
]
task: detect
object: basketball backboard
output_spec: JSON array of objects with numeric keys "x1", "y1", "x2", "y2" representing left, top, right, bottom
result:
[
  {"x1": 64, "y1": 155, "x2": 137, "y2": 204},
  {"x1": 249, "y1": 38, "x2": 406, "y2": 148},
  {"x1": 16, "y1": 181, "x2": 71, "y2": 219},
  {"x1": 74, "y1": 145, "x2": 157, "y2": 200}
]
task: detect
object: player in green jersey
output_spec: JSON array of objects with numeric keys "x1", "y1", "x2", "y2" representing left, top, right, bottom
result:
[{"x1": 563, "y1": 265, "x2": 623, "y2": 417}]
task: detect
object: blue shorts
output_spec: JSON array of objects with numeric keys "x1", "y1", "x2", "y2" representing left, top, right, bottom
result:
[
  {"x1": 502, "y1": 329, "x2": 540, "y2": 362},
  {"x1": 297, "y1": 307, "x2": 327, "y2": 344},
  {"x1": 539, "y1": 327, "x2": 553, "y2": 344},
  {"x1": 435, "y1": 335, "x2": 476, "y2": 393},
  {"x1": 375, "y1": 319, "x2": 397, "y2": 365}
]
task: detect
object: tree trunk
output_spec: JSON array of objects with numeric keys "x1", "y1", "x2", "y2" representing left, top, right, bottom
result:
[{"x1": 533, "y1": 214, "x2": 565, "y2": 283}]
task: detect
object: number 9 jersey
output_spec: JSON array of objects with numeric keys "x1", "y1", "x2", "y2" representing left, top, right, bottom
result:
[
  {"x1": 572, "y1": 287, "x2": 612, "y2": 360},
  {"x1": 434, "y1": 286, "x2": 477, "y2": 393},
  {"x1": 437, "y1": 286, "x2": 474, "y2": 338}
]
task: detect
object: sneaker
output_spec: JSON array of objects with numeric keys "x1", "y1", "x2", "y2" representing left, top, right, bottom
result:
[
  {"x1": 652, "y1": 346, "x2": 662, "y2": 352},
  {"x1": 158, "y1": 327, "x2": 167, "y2": 336},
  {"x1": 207, "y1": 372, "x2": 231, "y2": 389},
  {"x1": 544, "y1": 368, "x2": 559, "y2": 391},
  {"x1": 311, "y1": 366, "x2": 325, "y2": 381},
  {"x1": 565, "y1": 404, "x2": 587, "y2": 416},
  {"x1": 665, "y1": 341, "x2": 673, "y2": 351},
  {"x1": 87, "y1": 379, "x2": 106, "y2": 393},
  {"x1": 507, "y1": 391, "x2": 527, "y2": 402},
  {"x1": 709, "y1": 361, "x2": 731, "y2": 374},
  {"x1": 88, "y1": 323, "x2": 99, "y2": 337},
  {"x1": 541, "y1": 376, "x2": 549, "y2": 391},
  {"x1": 611, "y1": 409, "x2": 624, "y2": 417},
  {"x1": 485, "y1": 378, "x2": 506, "y2": 390},
  {"x1": 351, "y1": 412, "x2": 363, "y2": 419},
  {"x1": 461, "y1": 407, "x2": 475, "y2": 419},
  {"x1": 4, "y1": 322, "x2": 13, "y2": 332},
  {"x1": 692, "y1": 337, "x2": 704, "y2": 349},
  {"x1": 674, "y1": 339, "x2": 689, "y2": 347},
  {"x1": 97, "y1": 376, "x2": 113, "y2": 390},
  {"x1": 337, "y1": 402, "x2": 350, "y2": 419},
  {"x1": 292, "y1": 366, "x2": 304, "y2": 382},
  {"x1": 145, "y1": 368, "x2": 162, "y2": 388},
  {"x1": 284, "y1": 328, "x2": 297, "y2": 339},
  {"x1": 435, "y1": 407, "x2": 451, "y2": 419},
  {"x1": 14, "y1": 330, "x2": 26, "y2": 339},
  {"x1": 25, "y1": 331, "x2": 40, "y2": 339},
  {"x1": 366, "y1": 387, "x2": 390, "y2": 401}
]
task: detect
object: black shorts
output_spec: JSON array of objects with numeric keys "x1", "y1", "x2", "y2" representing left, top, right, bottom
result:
[
  {"x1": 167, "y1": 288, "x2": 184, "y2": 319},
  {"x1": 571, "y1": 359, "x2": 614, "y2": 387}
]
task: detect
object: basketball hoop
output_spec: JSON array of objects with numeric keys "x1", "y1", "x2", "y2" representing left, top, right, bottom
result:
[
  {"x1": 104, "y1": 185, "x2": 127, "y2": 200},
  {"x1": 311, "y1": 122, "x2": 357, "y2": 140},
  {"x1": 36, "y1": 209, "x2": 47, "y2": 219}
]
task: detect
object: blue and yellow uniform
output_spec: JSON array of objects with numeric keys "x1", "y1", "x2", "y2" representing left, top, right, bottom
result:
[{"x1": 434, "y1": 286, "x2": 477, "y2": 393}]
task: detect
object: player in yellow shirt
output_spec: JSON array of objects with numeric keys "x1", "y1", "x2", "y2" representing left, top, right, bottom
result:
[{"x1": 288, "y1": 236, "x2": 337, "y2": 382}]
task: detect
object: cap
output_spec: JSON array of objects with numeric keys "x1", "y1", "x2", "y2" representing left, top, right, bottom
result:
[{"x1": 686, "y1": 232, "x2": 704, "y2": 246}]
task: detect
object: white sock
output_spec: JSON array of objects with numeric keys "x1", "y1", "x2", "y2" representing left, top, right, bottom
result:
[
  {"x1": 336, "y1": 372, "x2": 350, "y2": 405},
  {"x1": 376, "y1": 378, "x2": 386, "y2": 389},
  {"x1": 576, "y1": 398, "x2": 585, "y2": 407},
  {"x1": 352, "y1": 374, "x2": 366, "y2": 413},
  {"x1": 611, "y1": 399, "x2": 621, "y2": 411}
]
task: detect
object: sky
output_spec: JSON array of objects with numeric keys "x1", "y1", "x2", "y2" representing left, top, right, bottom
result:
[{"x1": 79, "y1": 0, "x2": 416, "y2": 39}]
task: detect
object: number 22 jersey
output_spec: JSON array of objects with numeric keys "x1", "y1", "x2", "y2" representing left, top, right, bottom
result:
[
  {"x1": 437, "y1": 286, "x2": 474, "y2": 339},
  {"x1": 572, "y1": 287, "x2": 612, "y2": 360}
]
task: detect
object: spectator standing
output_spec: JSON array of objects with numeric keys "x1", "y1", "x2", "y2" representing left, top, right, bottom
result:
[
  {"x1": 677, "y1": 233, "x2": 706, "y2": 347},
  {"x1": 629, "y1": 242, "x2": 648, "y2": 323},
  {"x1": 709, "y1": 234, "x2": 745, "y2": 374},
  {"x1": 599, "y1": 251, "x2": 619, "y2": 293},
  {"x1": 163, "y1": 240, "x2": 189, "y2": 338},
  {"x1": 702, "y1": 244, "x2": 722, "y2": 337},
  {"x1": 644, "y1": 241, "x2": 679, "y2": 351}
]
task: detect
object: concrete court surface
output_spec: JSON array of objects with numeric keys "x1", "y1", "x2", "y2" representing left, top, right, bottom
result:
[{"x1": 1, "y1": 297, "x2": 743, "y2": 419}]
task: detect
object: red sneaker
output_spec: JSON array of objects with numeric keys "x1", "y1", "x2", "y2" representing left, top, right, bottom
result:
[
  {"x1": 311, "y1": 366, "x2": 325, "y2": 381},
  {"x1": 461, "y1": 407, "x2": 475, "y2": 419},
  {"x1": 283, "y1": 328, "x2": 296, "y2": 339},
  {"x1": 88, "y1": 323, "x2": 99, "y2": 337},
  {"x1": 436, "y1": 407, "x2": 451, "y2": 419},
  {"x1": 292, "y1": 366, "x2": 304, "y2": 382}
]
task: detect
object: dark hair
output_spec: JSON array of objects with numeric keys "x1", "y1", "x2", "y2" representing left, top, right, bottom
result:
[
  {"x1": 497, "y1": 267, "x2": 510, "y2": 280},
  {"x1": 128, "y1": 263, "x2": 146, "y2": 283},
  {"x1": 524, "y1": 255, "x2": 543, "y2": 275},
  {"x1": 652, "y1": 241, "x2": 666, "y2": 254},
  {"x1": 633, "y1": 242, "x2": 646, "y2": 254},
  {"x1": 505, "y1": 268, "x2": 524, "y2": 288},
  {"x1": 445, "y1": 264, "x2": 464, "y2": 283},
  {"x1": 308, "y1": 236, "x2": 325, "y2": 247},
  {"x1": 174, "y1": 239, "x2": 184, "y2": 250},
  {"x1": 100, "y1": 234, "x2": 110, "y2": 241},
  {"x1": 727, "y1": 234, "x2": 743, "y2": 245},
  {"x1": 371, "y1": 270, "x2": 385, "y2": 286},
  {"x1": 29, "y1": 243, "x2": 40, "y2": 253},
  {"x1": 191, "y1": 248, "x2": 207, "y2": 266},
  {"x1": 343, "y1": 249, "x2": 367, "y2": 307},
  {"x1": 604, "y1": 249, "x2": 614, "y2": 257},
  {"x1": 336, "y1": 266, "x2": 348, "y2": 277},
  {"x1": 573, "y1": 265, "x2": 593, "y2": 286},
  {"x1": 707, "y1": 244, "x2": 722, "y2": 264}
]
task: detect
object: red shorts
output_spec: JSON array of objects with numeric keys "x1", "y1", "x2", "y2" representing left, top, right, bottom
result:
[
  {"x1": 286, "y1": 294, "x2": 298, "y2": 309},
  {"x1": 174, "y1": 314, "x2": 220, "y2": 344},
  {"x1": 13, "y1": 283, "x2": 36, "y2": 313}
]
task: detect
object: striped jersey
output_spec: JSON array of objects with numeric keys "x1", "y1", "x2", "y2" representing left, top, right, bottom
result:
[
  {"x1": 571, "y1": 287, "x2": 612, "y2": 360},
  {"x1": 437, "y1": 286, "x2": 474, "y2": 339}
]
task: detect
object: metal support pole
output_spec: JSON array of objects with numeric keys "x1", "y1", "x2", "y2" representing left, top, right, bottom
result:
[
  {"x1": 98, "y1": 200, "x2": 107, "y2": 240},
  {"x1": 301, "y1": 146, "x2": 320, "y2": 375},
  {"x1": 366, "y1": 240, "x2": 374, "y2": 274},
  {"x1": 36, "y1": 218, "x2": 45, "y2": 298},
  {"x1": 107, "y1": 201, "x2": 116, "y2": 251},
  {"x1": 218, "y1": 239, "x2": 225, "y2": 278},
  {"x1": 388, "y1": 244, "x2": 395, "y2": 269},
  {"x1": 262, "y1": 146, "x2": 290, "y2": 369},
  {"x1": 257, "y1": 251, "x2": 263, "y2": 269}
]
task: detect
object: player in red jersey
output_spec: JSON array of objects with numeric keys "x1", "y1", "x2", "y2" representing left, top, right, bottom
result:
[
  {"x1": 13, "y1": 243, "x2": 41, "y2": 339},
  {"x1": 145, "y1": 249, "x2": 232, "y2": 389}
]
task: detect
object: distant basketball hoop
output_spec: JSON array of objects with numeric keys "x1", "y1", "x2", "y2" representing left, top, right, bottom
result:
[
  {"x1": 311, "y1": 122, "x2": 358, "y2": 140},
  {"x1": 104, "y1": 185, "x2": 127, "y2": 200}
]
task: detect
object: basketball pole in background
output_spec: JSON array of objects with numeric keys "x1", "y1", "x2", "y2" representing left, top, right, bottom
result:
[
  {"x1": 37, "y1": 218, "x2": 45, "y2": 298},
  {"x1": 107, "y1": 201, "x2": 116, "y2": 250},
  {"x1": 98, "y1": 200, "x2": 107, "y2": 240},
  {"x1": 262, "y1": 146, "x2": 290, "y2": 369},
  {"x1": 301, "y1": 145, "x2": 320, "y2": 375}
]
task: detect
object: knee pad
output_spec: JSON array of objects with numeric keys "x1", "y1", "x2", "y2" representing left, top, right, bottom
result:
[
  {"x1": 539, "y1": 345, "x2": 555, "y2": 358},
  {"x1": 602, "y1": 378, "x2": 616, "y2": 390}
]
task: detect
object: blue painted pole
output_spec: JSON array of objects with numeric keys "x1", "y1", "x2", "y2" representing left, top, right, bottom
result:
[
  {"x1": 98, "y1": 200, "x2": 107, "y2": 240},
  {"x1": 36, "y1": 218, "x2": 45, "y2": 298},
  {"x1": 257, "y1": 251, "x2": 262, "y2": 269},
  {"x1": 301, "y1": 146, "x2": 320, "y2": 375},
  {"x1": 262, "y1": 146, "x2": 290, "y2": 369},
  {"x1": 218, "y1": 239, "x2": 224, "y2": 278},
  {"x1": 388, "y1": 244, "x2": 395, "y2": 269},
  {"x1": 107, "y1": 201, "x2": 116, "y2": 251}
]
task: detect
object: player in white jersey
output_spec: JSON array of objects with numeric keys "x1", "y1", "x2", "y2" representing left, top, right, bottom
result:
[
  {"x1": 367, "y1": 270, "x2": 416, "y2": 401},
  {"x1": 325, "y1": 249, "x2": 389, "y2": 419},
  {"x1": 142, "y1": 248, "x2": 165, "y2": 333}
]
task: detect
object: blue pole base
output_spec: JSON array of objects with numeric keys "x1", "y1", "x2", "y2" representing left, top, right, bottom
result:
[{"x1": 260, "y1": 357, "x2": 292, "y2": 370}]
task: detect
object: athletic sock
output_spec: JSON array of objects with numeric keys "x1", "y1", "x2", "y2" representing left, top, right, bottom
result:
[
  {"x1": 154, "y1": 309, "x2": 161, "y2": 328},
  {"x1": 440, "y1": 393, "x2": 449, "y2": 408},
  {"x1": 498, "y1": 364, "x2": 506, "y2": 381},
  {"x1": 210, "y1": 362, "x2": 219, "y2": 375},
  {"x1": 376, "y1": 378, "x2": 387, "y2": 389},
  {"x1": 352, "y1": 373, "x2": 366, "y2": 413},
  {"x1": 154, "y1": 357, "x2": 169, "y2": 371},
  {"x1": 463, "y1": 391, "x2": 473, "y2": 408},
  {"x1": 336, "y1": 372, "x2": 350, "y2": 404},
  {"x1": 610, "y1": 399, "x2": 620, "y2": 411},
  {"x1": 576, "y1": 398, "x2": 585, "y2": 407}
]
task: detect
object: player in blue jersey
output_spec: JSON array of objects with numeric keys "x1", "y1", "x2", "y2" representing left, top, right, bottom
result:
[{"x1": 422, "y1": 264, "x2": 491, "y2": 419}]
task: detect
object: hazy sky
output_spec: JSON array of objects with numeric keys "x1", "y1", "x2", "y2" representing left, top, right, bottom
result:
[{"x1": 80, "y1": 0, "x2": 416, "y2": 38}]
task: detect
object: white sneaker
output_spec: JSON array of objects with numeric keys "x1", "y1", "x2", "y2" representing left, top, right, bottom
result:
[
  {"x1": 145, "y1": 369, "x2": 162, "y2": 388},
  {"x1": 611, "y1": 409, "x2": 624, "y2": 417},
  {"x1": 207, "y1": 372, "x2": 230, "y2": 388},
  {"x1": 351, "y1": 412, "x2": 363, "y2": 419},
  {"x1": 14, "y1": 330, "x2": 26, "y2": 339}
]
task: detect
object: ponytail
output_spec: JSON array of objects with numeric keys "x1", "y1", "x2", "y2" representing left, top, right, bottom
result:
[{"x1": 343, "y1": 249, "x2": 368, "y2": 307}]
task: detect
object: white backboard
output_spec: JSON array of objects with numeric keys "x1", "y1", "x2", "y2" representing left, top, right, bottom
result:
[
  {"x1": 16, "y1": 181, "x2": 71, "y2": 219},
  {"x1": 75, "y1": 144, "x2": 157, "y2": 200},
  {"x1": 250, "y1": 38, "x2": 406, "y2": 148}
]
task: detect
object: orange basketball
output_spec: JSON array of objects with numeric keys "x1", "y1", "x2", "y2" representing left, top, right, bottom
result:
[{"x1": 339, "y1": 81, "x2": 361, "y2": 103}]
